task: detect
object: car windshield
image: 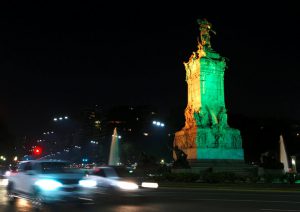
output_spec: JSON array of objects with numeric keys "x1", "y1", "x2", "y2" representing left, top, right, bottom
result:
[
  {"x1": 40, "y1": 162, "x2": 74, "y2": 173},
  {"x1": 114, "y1": 167, "x2": 137, "y2": 178}
]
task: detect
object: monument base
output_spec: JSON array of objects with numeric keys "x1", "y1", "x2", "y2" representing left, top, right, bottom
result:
[
  {"x1": 183, "y1": 148, "x2": 244, "y2": 160},
  {"x1": 174, "y1": 126, "x2": 244, "y2": 160}
]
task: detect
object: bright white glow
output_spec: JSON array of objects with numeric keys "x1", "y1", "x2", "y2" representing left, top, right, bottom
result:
[
  {"x1": 18, "y1": 198, "x2": 30, "y2": 207},
  {"x1": 64, "y1": 116, "x2": 68, "y2": 119},
  {"x1": 141, "y1": 182, "x2": 158, "y2": 188},
  {"x1": 161, "y1": 123, "x2": 165, "y2": 127},
  {"x1": 35, "y1": 179, "x2": 62, "y2": 191},
  {"x1": 79, "y1": 179, "x2": 97, "y2": 188},
  {"x1": 0, "y1": 179, "x2": 9, "y2": 186},
  {"x1": 118, "y1": 136, "x2": 121, "y2": 139},
  {"x1": 14, "y1": 156, "x2": 18, "y2": 161},
  {"x1": 53, "y1": 118, "x2": 58, "y2": 121},
  {"x1": 117, "y1": 181, "x2": 138, "y2": 190},
  {"x1": 59, "y1": 117, "x2": 63, "y2": 120},
  {"x1": 156, "y1": 122, "x2": 161, "y2": 126},
  {"x1": 4, "y1": 171, "x2": 11, "y2": 177},
  {"x1": 144, "y1": 133, "x2": 149, "y2": 136},
  {"x1": 153, "y1": 121, "x2": 157, "y2": 124},
  {"x1": 292, "y1": 158, "x2": 296, "y2": 165}
]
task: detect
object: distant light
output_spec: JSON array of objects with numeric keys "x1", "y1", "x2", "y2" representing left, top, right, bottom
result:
[
  {"x1": 153, "y1": 120, "x2": 165, "y2": 127},
  {"x1": 59, "y1": 117, "x2": 63, "y2": 120},
  {"x1": 64, "y1": 116, "x2": 68, "y2": 119},
  {"x1": 118, "y1": 136, "x2": 121, "y2": 139},
  {"x1": 13, "y1": 156, "x2": 18, "y2": 161},
  {"x1": 53, "y1": 118, "x2": 58, "y2": 121},
  {"x1": 297, "y1": 133, "x2": 299, "y2": 136},
  {"x1": 144, "y1": 133, "x2": 149, "y2": 136}
]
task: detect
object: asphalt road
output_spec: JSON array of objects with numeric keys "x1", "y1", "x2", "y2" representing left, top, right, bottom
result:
[{"x1": 1, "y1": 179, "x2": 300, "y2": 212}]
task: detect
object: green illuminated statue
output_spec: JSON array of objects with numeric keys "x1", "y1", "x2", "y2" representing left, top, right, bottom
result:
[{"x1": 174, "y1": 19, "x2": 244, "y2": 161}]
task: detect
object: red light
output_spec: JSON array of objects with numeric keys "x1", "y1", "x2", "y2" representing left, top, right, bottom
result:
[{"x1": 33, "y1": 146, "x2": 42, "y2": 156}]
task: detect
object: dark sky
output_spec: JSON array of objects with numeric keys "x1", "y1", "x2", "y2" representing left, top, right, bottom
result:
[{"x1": 0, "y1": 2, "x2": 299, "y2": 136}]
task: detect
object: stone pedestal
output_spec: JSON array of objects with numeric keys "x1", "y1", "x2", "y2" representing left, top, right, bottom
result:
[{"x1": 174, "y1": 125, "x2": 244, "y2": 160}]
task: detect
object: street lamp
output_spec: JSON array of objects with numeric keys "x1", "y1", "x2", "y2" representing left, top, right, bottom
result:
[
  {"x1": 53, "y1": 115, "x2": 69, "y2": 122},
  {"x1": 152, "y1": 120, "x2": 165, "y2": 127}
]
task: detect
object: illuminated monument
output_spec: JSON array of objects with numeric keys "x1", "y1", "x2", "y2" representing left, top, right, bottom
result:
[{"x1": 174, "y1": 19, "x2": 244, "y2": 162}]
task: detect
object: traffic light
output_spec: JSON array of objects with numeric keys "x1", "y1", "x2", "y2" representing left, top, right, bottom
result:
[{"x1": 33, "y1": 146, "x2": 42, "y2": 156}]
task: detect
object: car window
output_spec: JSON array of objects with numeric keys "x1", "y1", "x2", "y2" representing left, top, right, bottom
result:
[
  {"x1": 114, "y1": 167, "x2": 133, "y2": 177},
  {"x1": 93, "y1": 169, "x2": 107, "y2": 177},
  {"x1": 39, "y1": 162, "x2": 74, "y2": 173},
  {"x1": 103, "y1": 168, "x2": 119, "y2": 177},
  {"x1": 17, "y1": 162, "x2": 28, "y2": 172},
  {"x1": 24, "y1": 162, "x2": 32, "y2": 171}
]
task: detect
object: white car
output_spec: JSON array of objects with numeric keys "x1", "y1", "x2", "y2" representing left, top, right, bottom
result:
[
  {"x1": 86, "y1": 166, "x2": 158, "y2": 196},
  {"x1": 6, "y1": 160, "x2": 97, "y2": 209}
]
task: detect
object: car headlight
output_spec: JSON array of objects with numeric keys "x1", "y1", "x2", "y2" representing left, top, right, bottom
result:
[
  {"x1": 116, "y1": 181, "x2": 139, "y2": 190},
  {"x1": 35, "y1": 179, "x2": 62, "y2": 191},
  {"x1": 141, "y1": 182, "x2": 159, "y2": 188},
  {"x1": 79, "y1": 179, "x2": 97, "y2": 188}
]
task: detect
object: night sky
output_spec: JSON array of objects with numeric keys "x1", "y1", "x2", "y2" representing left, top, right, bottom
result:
[{"x1": 0, "y1": 2, "x2": 299, "y2": 137}]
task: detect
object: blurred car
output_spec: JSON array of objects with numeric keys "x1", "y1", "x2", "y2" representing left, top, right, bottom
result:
[
  {"x1": 6, "y1": 160, "x2": 97, "y2": 210},
  {"x1": 86, "y1": 166, "x2": 158, "y2": 196}
]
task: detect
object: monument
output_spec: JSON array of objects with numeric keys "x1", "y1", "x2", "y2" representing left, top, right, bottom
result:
[
  {"x1": 108, "y1": 127, "x2": 121, "y2": 166},
  {"x1": 279, "y1": 135, "x2": 289, "y2": 173},
  {"x1": 173, "y1": 19, "x2": 245, "y2": 171}
]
